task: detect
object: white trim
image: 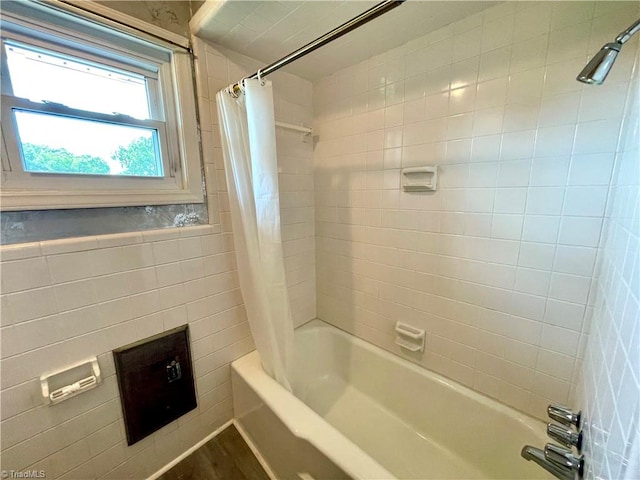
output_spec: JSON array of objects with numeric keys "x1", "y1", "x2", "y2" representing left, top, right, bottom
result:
[
  {"x1": 188, "y1": 1, "x2": 225, "y2": 41},
  {"x1": 146, "y1": 419, "x2": 234, "y2": 480},
  {"x1": 57, "y1": 0, "x2": 190, "y2": 49},
  {"x1": 233, "y1": 420, "x2": 278, "y2": 480}
]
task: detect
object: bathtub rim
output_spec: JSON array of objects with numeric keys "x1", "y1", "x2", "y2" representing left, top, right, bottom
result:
[{"x1": 232, "y1": 346, "x2": 394, "y2": 480}]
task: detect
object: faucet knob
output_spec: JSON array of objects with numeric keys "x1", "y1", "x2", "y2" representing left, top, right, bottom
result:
[
  {"x1": 545, "y1": 443, "x2": 585, "y2": 477},
  {"x1": 548, "y1": 423, "x2": 583, "y2": 451},
  {"x1": 548, "y1": 404, "x2": 581, "y2": 429}
]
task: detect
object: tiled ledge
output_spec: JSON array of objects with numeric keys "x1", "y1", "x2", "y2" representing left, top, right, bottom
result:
[{"x1": 0, "y1": 224, "x2": 221, "y2": 260}]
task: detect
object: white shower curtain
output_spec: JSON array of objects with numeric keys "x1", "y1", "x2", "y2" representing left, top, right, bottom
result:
[{"x1": 216, "y1": 79, "x2": 294, "y2": 391}]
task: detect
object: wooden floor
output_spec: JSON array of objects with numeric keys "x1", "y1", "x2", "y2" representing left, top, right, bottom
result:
[{"x1": 158, "y1": 425, "x2": 270, "y2": 480}]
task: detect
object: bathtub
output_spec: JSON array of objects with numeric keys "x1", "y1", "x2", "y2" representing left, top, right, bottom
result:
[{"x1": 231, "y1": 320, "x2": 552, "y2": 479}]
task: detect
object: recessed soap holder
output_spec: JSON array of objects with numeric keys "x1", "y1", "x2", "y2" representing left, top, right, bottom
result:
[
  {"x1": 40, "y1": 357, "x2": 101, "y2": 405},
  {"x1": 402, "y1": 166, "x2": 437, "y2": 192},
  {"x1": 395, "y1": 322, "x2": 426, "y2": 352}
]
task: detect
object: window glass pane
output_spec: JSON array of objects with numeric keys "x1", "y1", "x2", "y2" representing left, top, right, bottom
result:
[
  {"x1": 14, "y1": 110, "x2": 163, "y2": 177},
  {"x1": 6, "y1": 41, "x2": 150, "y2": 119}
]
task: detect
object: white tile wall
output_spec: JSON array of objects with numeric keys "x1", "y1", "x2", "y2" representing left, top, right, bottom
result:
[
  {"x1": 0, "y1": 226, "x2": 247, "y2": 478},
  {"x1": 575, "y1": 38, "x2": 639, "y2": 480},
  {"x1": 313, "y1": 1, "x2": 639, "y2": 420},
  {"x1": 0, "y1": 36, "x2": 315, "y2": 479}
]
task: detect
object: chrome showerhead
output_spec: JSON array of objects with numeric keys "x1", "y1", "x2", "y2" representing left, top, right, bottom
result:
[
  {"x1": 576, "y1": 42, "x2": 621, "y2": 85},
  {"x1": 577, "y1": 17, "x2": 640, "y2": 85}
]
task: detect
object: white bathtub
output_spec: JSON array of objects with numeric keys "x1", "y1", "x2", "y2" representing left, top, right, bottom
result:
[{"x1": 231, "y1": 320, "x2": 552, "y2": 480}]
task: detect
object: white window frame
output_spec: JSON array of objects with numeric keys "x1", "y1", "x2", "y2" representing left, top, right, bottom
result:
[{"x1": 0, "y1": 0, "x2": 203, "y2": 211}]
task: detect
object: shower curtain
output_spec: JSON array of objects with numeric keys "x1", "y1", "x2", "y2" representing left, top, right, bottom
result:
[{"x1": 216, "y1": 79, "x2": 294, "y2": 391}]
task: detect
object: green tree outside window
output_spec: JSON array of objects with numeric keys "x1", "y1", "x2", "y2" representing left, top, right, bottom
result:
[{"x1": 21, "y1": 135, "x2": 158, "y2": 176}]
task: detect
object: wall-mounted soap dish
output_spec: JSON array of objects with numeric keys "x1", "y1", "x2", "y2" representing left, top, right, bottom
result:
[
  {"x1": 395, "y1": 322, "x2": 426, "y2": 352},
  {"x1": 401, "y1": 166, "x2": 438, "y2": 192}
]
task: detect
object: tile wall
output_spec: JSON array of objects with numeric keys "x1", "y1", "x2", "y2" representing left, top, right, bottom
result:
[
  {"x1": 0, "y1": 36, "x2": 314, "y2": 479},
  {"x1": 0, "y1": 225, "x2": 246, "y2": 479},
  {"x1": 576, "y1": 42, "x2": 639, "y2": 480},
  {"x1": 313, "y1": 1, "x2": 639, "y2": 420}
]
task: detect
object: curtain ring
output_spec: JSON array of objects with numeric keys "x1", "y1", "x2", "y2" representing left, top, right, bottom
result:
[
  {"x1": 226, "y1": 84, "x2": 239, "y2": 98},
  {"x1": 257, "y1": 68, "x2": 265, "y2": 86},
  {"x1": 226, "y1": 77, "x2": 248, "y2": 98},
  {"x1": 232, "y1": 77, "x2": 248, "y2": 97}
]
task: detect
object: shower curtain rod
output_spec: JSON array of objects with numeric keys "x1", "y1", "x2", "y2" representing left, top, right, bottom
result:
[{"x1": 231, "y1": 0, "x2": 406, "y2": 94}]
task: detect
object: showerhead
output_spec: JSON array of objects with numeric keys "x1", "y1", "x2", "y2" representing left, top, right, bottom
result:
[
  {"x1": 577, "y1": 17, "x2": 640, "y2": 85},
  {"x1": 576, "y1": 42, "x2": 621, "y2": 85}
]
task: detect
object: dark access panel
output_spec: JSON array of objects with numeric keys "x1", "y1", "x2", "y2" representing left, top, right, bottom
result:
[{"x1": 113, "y1": 325, "x2": 197, "y2": 445}]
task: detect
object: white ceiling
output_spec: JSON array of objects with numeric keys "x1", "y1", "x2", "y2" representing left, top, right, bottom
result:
[{"x1": 191, "y1": 0, "x2": 498, "y2": 81}]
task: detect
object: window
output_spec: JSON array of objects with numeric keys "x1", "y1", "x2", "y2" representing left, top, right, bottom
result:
[{"x1": 0, "y1": 1, "x2": 203, "y2": 210}]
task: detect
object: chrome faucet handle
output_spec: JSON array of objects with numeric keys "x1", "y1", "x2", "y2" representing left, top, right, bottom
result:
[
  {"x1": 548, "y1": 423, "x2": 583, "y2": 451},
  {"x1": 545, "y1": 443, "x2": 585, "y2": 478},
  {"x1": 548, "y1": 404, "x2": 581, "y2": 429}
]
